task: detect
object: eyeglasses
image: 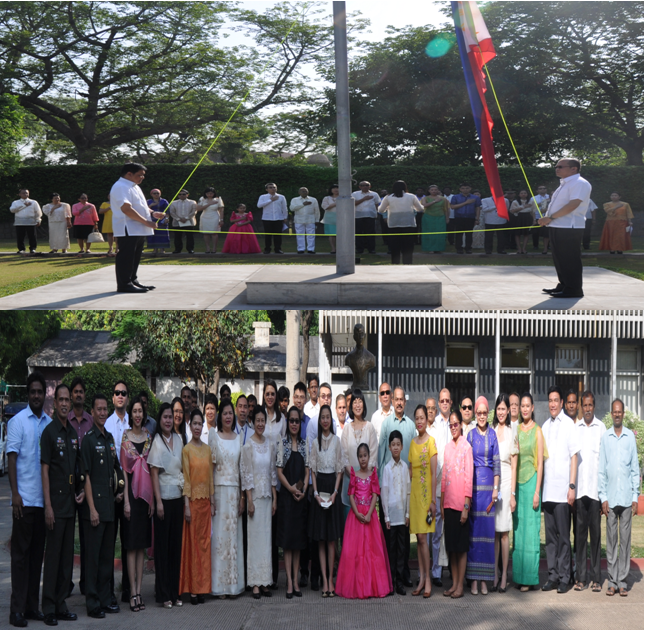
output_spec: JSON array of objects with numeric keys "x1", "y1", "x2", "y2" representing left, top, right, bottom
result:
[
  {"x1": 449, "y1": 423, "x2": 460, "y2": 429},
  {"x1": 380, "y1": 390, "x2": 391, "y2": 396},
  {"x1": 461, "y1": 405, "x2": 473, "y2": 410},
  {"x1": 113, "y1": 390, "x2": 127, "y2": 397},
  {"x1": 439, "y1": 399, "x2": 450, "y2": 404},
  {"x1": 476, "y1": 411, "x2": 488, "y2": 416},
  {"x1": 288, "y1": 418, "x2": 300, "y2": 424}
]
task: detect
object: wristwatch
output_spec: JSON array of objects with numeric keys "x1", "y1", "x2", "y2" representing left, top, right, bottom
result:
[
  {"x1": 463, "y1": 503, "x2": 470, "y2": 511},
  {"x1": 569, "y1": 483, "x2": 576, "y2": 490}
]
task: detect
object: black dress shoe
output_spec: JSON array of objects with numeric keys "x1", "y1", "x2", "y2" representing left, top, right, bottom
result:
[
  {"x1": 542, "y1": 286, "x2": 561, "y2": 294},
  {"x1": 298, "y1": 575, "x2": 308, "y2": 588},
  {"x1": 286, "y1": 592, "x2": 293, "y2": 600},
  {"x1": 275, "y1": 250, "x2": 284, "y2": 254},
  {"x1": 403, "y1": 578, "x2": 413, "y2": 587},
  {"x1": 197, "y1": 595, "x2": 205, "y2": 604},
  {"x1": 541, "y1": 580, "x2": 557, "y2": 592},
  {"x1": 117, "y1": 283, "x2": 147, "y2": 293},
  {"x1": 172, "y1": 250, "x2": 182, "y2": 254},
  {"x1": 44, "y1": 614, "x2": 58, "y2": 626},
  {"x1": 550, "y1": 291, "x2": 584, "y2": 298},
  {"x1": 10, "y1": 613, "x2": 28, "y2": 628},
  {"x1": 133, "y1": 281, "x2": 155, "y2": 291},
  {"x1": 110, "y1": 595, "x2": 118, "y2": 607},
  {"x1": 101, "y1": 604, "x2": 120, "y2": 614},
  {"x1": 310, "y1": 582, "x2": 319, "y2": 591},
  {"x1": 55, "y1": 612, "x2": 77, "y2": 621},
  {"x1": 293, "y1": 590, "x2": 302, "y2": 598},
  {"x1": 87, "y1": 609, "x2": 105, "y2": 619},
  {"x1": 25, "y1": 611, "x2": 45, "y2": 621},
  {"x1": 557, "y1": 583, "x2": 569, "y2": 594},
  {"x1": 432, "y1": 578, "x2": 443, "y2": 588},
  {"x1": 261, "y1": 589, "x2": 272, "y2": 597},
  {"x1": 396, "y1": 585, "x2": 406, "y2": 596},
  {"x1": 252, "y1": 591, "x2": 261, "y2": 600}
]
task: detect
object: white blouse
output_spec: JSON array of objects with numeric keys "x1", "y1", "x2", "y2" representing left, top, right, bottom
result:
[
  {"x1": 209, "y1": 428, "x2": 241, "y2": 487},
  {"x1": 240, "y1": 438, "x2": 277, "y2": 500},
  {"x1": 341, "y1": 420, "x2": 378, "y2": 471},
  {"x1": 378, "y1": 193, "x2": 424, "y2": 228},
  {"x1": 147, "y1": 433, "x2": 184, "y2": 500},
  {"x1": 310, "y1": 433, "x2": 345, "y2": 475},
  {"x1": 43, "y1": 202, "x2": 71, "y2": 223}
]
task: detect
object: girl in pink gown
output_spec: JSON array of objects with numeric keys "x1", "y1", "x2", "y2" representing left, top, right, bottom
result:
[
  {"x1": 222, "y1": 204, "x2": 261, "y2": 254},
  {"x1": 336, "y1": 444, "x2": 392, "y2": 599}
]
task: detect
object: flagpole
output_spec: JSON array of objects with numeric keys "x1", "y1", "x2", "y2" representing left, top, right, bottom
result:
[{"x1": 333, "y1": 1, "x2": 355, "y2": 275}]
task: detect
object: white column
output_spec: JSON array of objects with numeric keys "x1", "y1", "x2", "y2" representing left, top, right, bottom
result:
[
  {"x1": 378, "y1": 313, "x2": 383, "y2": 387},
  {"x1": 285, "y1": 310, "x2": 300, "y2": 395},
  {"x1": 494, "y1": 311, "x2": 501, "y2": 397}
]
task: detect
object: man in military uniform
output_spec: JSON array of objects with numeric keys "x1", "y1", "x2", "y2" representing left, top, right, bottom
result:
[
  {"x1": 81, "y1": 394, "x2": 124, "y2": 619},
  {"x1": 40, "y1": 384, "x2": 85, "y2": 626}
]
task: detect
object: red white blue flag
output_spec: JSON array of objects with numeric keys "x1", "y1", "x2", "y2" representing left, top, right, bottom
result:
[{"x1": 452, "y1": 1, "x2": 507, "y2": 219}]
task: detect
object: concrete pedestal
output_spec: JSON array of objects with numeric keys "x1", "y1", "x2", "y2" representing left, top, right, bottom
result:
[{"x1": 245, "y1": 265, "x2": 442, "y2": 306}]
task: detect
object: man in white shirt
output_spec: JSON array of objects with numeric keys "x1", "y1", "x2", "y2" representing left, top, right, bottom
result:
[
  {"x1": 290, "y1": 187, "x2": 320, "y2": 254},
  {"x1": 110, "y1": 163, "x2": 165, "y2": 293},
  {"x1": 574, "y1": 391, "x2": 604, "y2": 591},
  {"x1": 351, "y1": 181, "x2": 380, "y2": 254},
  {"x1": 304, "y1": 376, "x2": 320, "y2": 418},
  {"x1": 582, "y1": 199, "x2": 597, "y2": 250},
  {"x1": 10, "y1": 188, "x2": 42, "y2": 254},
  {"x1": 168, "y1": 190, "x2": 197, "y2": 254},
  {"x1": 257, "y1": 182, "x2": 288, "y2": 254},
  {"x1": 529, "y1": 185, "x2": 550, "y2": 250},
  {"x1": 481, "y1": 195, "x2": 509, "y2": 255},
  {"x1": 538, "y1": 158, "x2": 592, "y2": 298},
  {"x1": 427, "y1": 393, "x2": 450, "y2": 587},
  {"x1": 104, "y1": 381, "x2": 131, "y2": 605},
  {"x1": 541, "y1": 386, "x2": 580, "y2": 594},
  {"x1": 371, "y1": 382, "x2": 394, "y2": 446}
]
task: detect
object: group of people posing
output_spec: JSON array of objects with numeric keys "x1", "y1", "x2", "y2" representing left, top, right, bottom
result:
[
  {"x1": 7, "y1": 371, "x2": 640, "y2": 626},
  {"x1": 9, "y1": 175, "x2": 634, "y2": 260}
]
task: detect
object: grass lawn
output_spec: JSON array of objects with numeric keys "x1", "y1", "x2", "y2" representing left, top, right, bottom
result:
[{"x1": 0, "y1": 236, "x2": 643, "y2": 297}]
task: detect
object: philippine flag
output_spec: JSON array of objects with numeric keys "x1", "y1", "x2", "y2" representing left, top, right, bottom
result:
[{"x1": 452, "y1": 1, "x2": 507, "y2": 219}]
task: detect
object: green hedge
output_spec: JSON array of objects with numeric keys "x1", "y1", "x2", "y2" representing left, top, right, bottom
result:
[
  {"x1": 61, "y1": 362, "x2": 160, "y2": 418},
  {"x1": 0, "y1": 163, "x2": 642, "y2": 229}
]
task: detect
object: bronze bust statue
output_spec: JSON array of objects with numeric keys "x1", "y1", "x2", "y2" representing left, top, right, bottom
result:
[{"x1": 344, "y1": 323, "x2": 376, "y2": 390}]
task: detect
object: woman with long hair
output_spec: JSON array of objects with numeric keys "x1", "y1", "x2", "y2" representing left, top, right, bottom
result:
[
  {"x1": 421, "y1": 185, "x2": 450, "y2": 253},
  {"x1": 196, "y1": 187, "x2": 224, "y2": 254},
  {"x1": 171, "y1": 397, "x2": 187, "y2": 444},
  {"x1": 378, "y1": 180, "x2": 424, "y2": 264}
]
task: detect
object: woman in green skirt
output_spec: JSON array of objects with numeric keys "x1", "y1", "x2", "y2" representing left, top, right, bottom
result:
[
  {"x1": 421, "y1": 185, "x2": 450, "y2": 253},
  {"x1": 511, "y1": 392, "x2": 548, "y2": 591}
]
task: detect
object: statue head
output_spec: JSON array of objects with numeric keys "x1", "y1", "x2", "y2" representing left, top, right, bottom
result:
[{"x1": 353, "y1": 323, "x2": 366, "y2": 347}]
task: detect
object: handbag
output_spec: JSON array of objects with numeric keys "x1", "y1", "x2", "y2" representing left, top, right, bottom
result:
[{"x1": 87, "y1": 227, "x2": 105, "y2": 243}]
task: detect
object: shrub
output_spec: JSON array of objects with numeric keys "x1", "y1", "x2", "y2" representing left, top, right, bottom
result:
[{"x1": 61, "y1": 362, "x2": 160, "y2": 418}]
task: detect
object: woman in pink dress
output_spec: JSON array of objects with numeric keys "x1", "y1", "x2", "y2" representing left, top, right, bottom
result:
[
  {"x1": 222, "y1": 204, "x2": 261, "y2": 254},
  {"x1": 336, "y1": 443, "x2": 392, "y2": 599}
]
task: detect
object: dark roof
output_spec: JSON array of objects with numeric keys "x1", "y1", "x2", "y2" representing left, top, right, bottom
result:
[{"x1": 27, "y1": 329, "x2": 134, "y2": 368}]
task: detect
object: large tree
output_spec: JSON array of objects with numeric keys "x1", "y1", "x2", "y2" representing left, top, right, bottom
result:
[
  {"x1": 0, "y1": 93, "x2": 25, "y2": 176},
  {"x1": 0, "y1": 1, "x2": 353, "y2": 164}
]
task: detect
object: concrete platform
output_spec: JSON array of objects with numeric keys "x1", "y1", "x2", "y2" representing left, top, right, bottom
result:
[
  {"x1": 246, "y1": 266, "x2": 442, "y2": 305},
  {"x1": 0, "y1": 263, "x2": 642, "y2": 310}
]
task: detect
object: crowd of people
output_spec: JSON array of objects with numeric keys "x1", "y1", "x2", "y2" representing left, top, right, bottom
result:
[
  {"x1": 8, "y1": 170, "x2": 634, "y2": 261},
  {"x1": 6, "y1": 370, "x2": 640, "y2": 626}
]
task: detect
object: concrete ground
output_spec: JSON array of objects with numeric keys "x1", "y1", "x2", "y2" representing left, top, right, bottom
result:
[
  {"x1": 0, "y1": 264, "x2": 642, "y2": 310},
  {"x1": 0, "y1": 477, "x2": 643, "y2": 630}
]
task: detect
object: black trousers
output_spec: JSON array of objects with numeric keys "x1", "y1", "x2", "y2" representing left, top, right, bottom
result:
[
  {"x1": 388, "y1": 524, "x2": 408, "y2": 587},
  {"x1": 262, "y1": 220, "x2": 283, "y2": 252},
  {"x1": 415, "y1": 212, "x2": 423, "y2": 245},
  {"x1": 84, "y1": 519, "x2": 115, "y2": 613},
  {"x1": 153, "y1": 498, "x2": 183, "y2": 604},
  {"x1": 115, "y1": 232, "x2": 145, "y2": 290},
  {"x1": 543, "y1": 501, "x2": 572, "y2": 586},
  {"x1": 42, "y1": 516, "x2": 74, "y2": 615},
  {"x1": 10, "y1": 507, "x2": 46, "y2": 614},
  {"x1": 379, "y1": 216, "x2": 392, "y2": 251},
  {"x1": 70, "y1": 502, "x2": 86, "y2": 595},
  {"x1": 582, "y1": 219, "x2": 593, "y2": 249},
  {"x1": 454, "y1": 217, "x2": 475, "y2": 252},
  {"x1": 111, "y1": 499, "x2": 129, "y2": 599},
  {"x1": 548, "y1": 227, "x2": 584, "y2": 295},
  {"x1": 390, "y1": 228, "x2": 416, "y2": 265},
  {"x1": 15, "y1": 225, "x2": 38, "y2": 252},
  {"x1": 575, "y1": 496, "x2": 601, "y2": 584},
  {"x1": 484, "y1": 224, "x2": 507, "y2": 254},
  {"x1": 532, "y1": 222, "x2": 540, "y2": 248},
  {"x1": 355, "y1": 217, "x2": 376, "y2": 253},
  {"x1": 173, "y1": 225, "x2": 195, "y2": 252},
  {"x1": 447, "y1": 218, "x2": 455, "y2": 245}
]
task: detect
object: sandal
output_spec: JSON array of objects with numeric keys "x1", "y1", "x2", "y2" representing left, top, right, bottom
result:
[
  {"x1": 137, "y1": 594, "x2": 145, "y2": 610},
  {"x1": 520, "y1": 585, "x2": 530, "y2": 592},
  {"x1": 174, "y1": 599, "x2": 182, "y2": 607},
  {"x1": 591, "y1": 583, "x2": 602, "y2": 593},
  {"x1": 606, "y1": 587, "x2": 616, "y2": 596},
  {"x1": 450, "y1": 591, "x2": 464, "y2": 599},
  {"x1": 130, "y1": 595, "x2": 140, "y2": 612},
  {"x1": 619, "y1": 588, "x2": 628, "y2": 597},
  {"x1": 163, "y1": 601, "x2": 172, "y2": 609},
  {"x1": 574, "y1": 582, "x2": 587, "y2": 591}
]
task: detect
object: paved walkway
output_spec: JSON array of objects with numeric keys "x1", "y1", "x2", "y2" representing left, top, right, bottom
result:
[
  {"x1": 0, "y1": 264, "x2": 642, "y2": 310},
  {"x1": 0, "y1": 476, "x2": 643, "y2": 630}
]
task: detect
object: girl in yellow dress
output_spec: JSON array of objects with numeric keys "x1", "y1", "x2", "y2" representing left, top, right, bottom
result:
[{"x1": 408, "y1": 404, "x2": 437, "y2": 598}]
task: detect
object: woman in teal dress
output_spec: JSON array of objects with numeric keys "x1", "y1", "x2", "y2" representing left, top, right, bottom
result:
[
  {"x1": 511, "y1": 392, "x2": 547, "y2": 591},
  {"x1": 421, "y1": 185, "x2": 449, "y2": 253}
]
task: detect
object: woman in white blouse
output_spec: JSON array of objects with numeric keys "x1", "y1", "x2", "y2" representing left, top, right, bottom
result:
[
  {"x1": 378, "y1": 180, "x2": 424, "y2": 265},
  {"x1": 209, "y1": 399, "x2": 245, "y2": 598},
  {"x1": 42, "y1": 193, "x2": 72, "y2": 253},
  {"x1": 196, "y1": 187, "x2": 224, "y2": 254},
  {"x1": 309, "y1": 405, "x2": 345, "y2": 597},
  {"x1": 240, "y1": 405, "x2": 277, "y2": 599},
  {"x1": 148, "y1": 403, "x2": 184, "y2": 609},
  {"x1": 341, "y1": 389, "x2": 377, "y2": 522},
  {"x1": 492, "y1": 393, "x2": 518, "y2": 593},
  {"x1": 321, "y1": 184, "x2": 339, "y2": 254}
]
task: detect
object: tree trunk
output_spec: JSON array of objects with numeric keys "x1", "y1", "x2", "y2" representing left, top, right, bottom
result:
[
  {"x1": 624, "y1": 139, "x2": 644, "y2": 166},
  {"x1": 299, "y1": 311, "x2": 314, "y2": 384}
]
